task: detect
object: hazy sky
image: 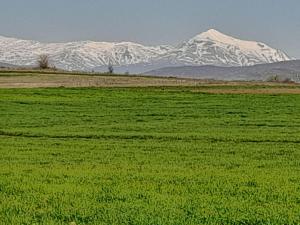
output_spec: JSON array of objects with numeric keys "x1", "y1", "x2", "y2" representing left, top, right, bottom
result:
[{"x1": 1, "y1": 0, "x2": 300, "y2": 58}]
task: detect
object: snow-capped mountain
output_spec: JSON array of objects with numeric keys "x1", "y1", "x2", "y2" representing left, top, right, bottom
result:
[
  {"x1": 164, "y1": 29, "x2": 291, "y2": 66},
  {"x1": 0, "y1": 35, "x2": 172, "y2": 71},
  {"x1": 0, "y1": 29, "x2": 291, "y2": 71}
]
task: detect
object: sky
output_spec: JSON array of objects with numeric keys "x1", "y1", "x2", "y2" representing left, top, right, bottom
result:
[{"x1": 0, "y1": 0, "x2": 300, "y2": 58}]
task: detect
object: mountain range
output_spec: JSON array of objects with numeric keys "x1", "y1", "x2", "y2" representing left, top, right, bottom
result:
[{"x1": 0, "y1": 29, "x2": 292, "y2": 73}]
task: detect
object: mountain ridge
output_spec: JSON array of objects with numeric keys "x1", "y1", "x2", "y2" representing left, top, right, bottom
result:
[
  {"x1": 0, "y1": 29, "x2": 292, "y2": 71},
  {"x1": 144, "y1": 60, "x2": 300, "y2": 82}
]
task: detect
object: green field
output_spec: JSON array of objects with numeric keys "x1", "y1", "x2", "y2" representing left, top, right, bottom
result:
[{"x1": 1, "y1": 87, "x2": 300, "y2": 225}]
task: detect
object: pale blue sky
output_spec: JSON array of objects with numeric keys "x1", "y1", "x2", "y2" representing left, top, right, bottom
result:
[{"x1": 1, "y1": 0, "x2": 299, "y2": 58}]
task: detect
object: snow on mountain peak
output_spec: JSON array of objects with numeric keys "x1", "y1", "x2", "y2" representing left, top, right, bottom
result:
[
  {"x1": 180, "y1": 29, "x2": 291, "y2": 66},
  {"x1": 0, "y1": 31, "x2": 292, "y2": 71},
  {"x1": 193, "y1": 29, "x2": 262, "y2": 51},
  {"x1": 196, "y1": 29, "x2": 229, "y2": 40}
]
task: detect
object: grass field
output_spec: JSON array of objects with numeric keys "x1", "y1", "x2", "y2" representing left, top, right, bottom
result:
[{"x1": 1, "y1": 85, "x2": 300, "y2": 224}]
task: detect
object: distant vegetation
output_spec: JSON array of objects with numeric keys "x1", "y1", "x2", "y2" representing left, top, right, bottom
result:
[
  {"x1": 0, "y1": 87, "x2": 300, "y2": 224},
  {"x1": 108, "y1": 64, "x2": 114, "y2": 74},
  {"x1": 266, "y1": 74, "x2": 295, "y2": 83},
  {"x1": 37, "y1": 54, "x2": 50, "y2": 69}
]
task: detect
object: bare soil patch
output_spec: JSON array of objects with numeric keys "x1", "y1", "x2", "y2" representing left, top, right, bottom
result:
[
  {"x1": 0, "y1": 72, "x2": 300, "y2": 94},
  {"x1": 0, "y1": 74, "x2": 205, "y2": 88}
]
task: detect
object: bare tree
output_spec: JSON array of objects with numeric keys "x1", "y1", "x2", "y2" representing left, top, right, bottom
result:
[
  {"x1": 266, "y1": 74, "x2": 279, "y2": 82},
  {"x1": 38, "y1": 54, "x2": 50, "y2": 69},
  {"x1": 296, "y1": 74, "x2": 300, "y2": 83},
  {"x1": 108, "y1": 63, "x2": 114, "y2": 74}
]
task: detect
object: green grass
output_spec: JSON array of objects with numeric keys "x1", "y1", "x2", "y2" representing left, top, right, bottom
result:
[{"x1": 0, "y1": 87, "x2": 300, "y2": 225}]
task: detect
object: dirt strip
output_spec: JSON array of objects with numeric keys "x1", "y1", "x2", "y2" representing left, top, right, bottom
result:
[
  {"x1": 0, "y1": 74, "x2": 300, "y2": 94},
  {"x1": 0, "y1": 74, "x2": 206, "y2": 88}
]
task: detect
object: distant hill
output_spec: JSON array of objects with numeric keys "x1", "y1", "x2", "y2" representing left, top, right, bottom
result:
[
  {"x1": 144, "y1": 60, "x2": 300, "y2": 82},
  {"x1": 0, "y1": 62, "x2": 19, "y2": 69}
]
